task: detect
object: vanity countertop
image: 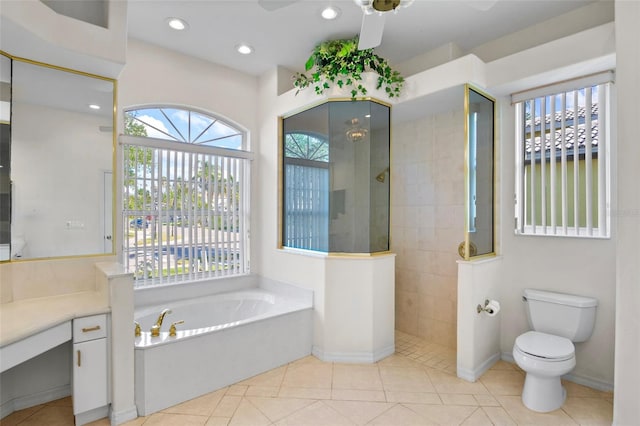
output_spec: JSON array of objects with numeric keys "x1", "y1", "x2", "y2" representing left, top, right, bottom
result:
[{"x1": 0, "y1": 291, "x2": 109, "y2": 347}]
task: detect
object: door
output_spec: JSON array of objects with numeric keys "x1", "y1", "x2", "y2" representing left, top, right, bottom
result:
[{"x1": 73, "y1": 338, "x2": 108, "y2": 415}]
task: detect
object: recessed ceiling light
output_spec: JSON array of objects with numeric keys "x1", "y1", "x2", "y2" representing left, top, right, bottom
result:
[
  {"x1": 89, "y1": 104, "x2": 101, "y2": 110},
  {"x1": 321, "y1": 6, "x2": 341, "y2": 20},
  {"x1": 167, "y1": 17, "x2": 188, "y2": 31},
  {"x1": 236, "y1": 44, "x2": 254, "y2": 55}
]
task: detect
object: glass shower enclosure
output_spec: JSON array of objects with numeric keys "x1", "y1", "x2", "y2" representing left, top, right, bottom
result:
[{"x1": 281, "y1": 99, "x2": 390, "y2": 254}]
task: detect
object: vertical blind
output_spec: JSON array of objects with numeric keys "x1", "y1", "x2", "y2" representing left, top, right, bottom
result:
[
  {"x1": 122, "y1": 136, "x2": 250, "y2": 286},
  {"x1": 283, "y1": 163, "x2": 329, "y2": 251},
  {"x1": 513, "y1": 73, "x2": 612, "y2": 238}
]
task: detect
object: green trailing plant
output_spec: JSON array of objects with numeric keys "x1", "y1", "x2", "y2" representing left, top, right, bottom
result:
[{"x1": 293, "y1": 36, "x2": 404, "y2": 99}]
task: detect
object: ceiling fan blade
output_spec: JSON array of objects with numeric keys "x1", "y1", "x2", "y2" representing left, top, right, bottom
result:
[
  {"x1": 358, "y1": 13, "x2": 386, "y2": 50},
  {"x1": 258, "y1": 0, "x2": 299, "y2": 11}
]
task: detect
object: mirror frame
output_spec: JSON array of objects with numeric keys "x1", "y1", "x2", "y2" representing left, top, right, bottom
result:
[
  {"x1": 462, "y1": 84, "x2": 496, "y2": 261},
  {"x1": 0, "y1": 51, "x2": 117, "y2": 262}
]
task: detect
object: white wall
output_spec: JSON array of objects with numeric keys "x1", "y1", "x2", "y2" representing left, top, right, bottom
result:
[
  {"x1": 1, "y1": 38, "x2": 260, "y2": 422},
  {"x1": 613, "y1": 0, "x2": 640, "y2": 423},
  {"x1": 257, "y1": 69, "x2": 396, "y2": 360},
  {"x1": 322, "y1": 254, "x2": 395, "y2": 362},
  {"x1": 457, "y1": 257, "x2": 502, "y2": 382},
  {"x1": 469, "y1": 1, "x2": 614, "y2": 64},
  {"x1": 117, "y1": 39, "x2": 259, "y2": 269},
  {"x1": 496, "y1": 84, "x2": 616, "y2": 390},
  {"x1": 118, "y1": 39, "x2": 258, "y2": 143},
  {"x1": 1, "y1": 0, "x2": 635, "y2": 417},
  {"x1": 390, "y1": 11, "x2": 618, "y2": 390},
  {"x1": 0, "y1": 0, "x2": 126, "y2": 78}
]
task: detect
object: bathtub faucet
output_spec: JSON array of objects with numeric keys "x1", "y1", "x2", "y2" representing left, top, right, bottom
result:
[{"x1": 150, "y1": 308, "x2": 172, "y2": 337}]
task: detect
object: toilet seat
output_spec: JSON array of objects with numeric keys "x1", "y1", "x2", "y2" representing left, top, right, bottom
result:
[{"x1": 515, "y1": 331, "x2": 575, "y2": 361}]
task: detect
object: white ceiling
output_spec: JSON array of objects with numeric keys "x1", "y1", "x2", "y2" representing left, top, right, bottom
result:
[{"x1": 126, "y1": 0, "x2": 598, "y2": 77}]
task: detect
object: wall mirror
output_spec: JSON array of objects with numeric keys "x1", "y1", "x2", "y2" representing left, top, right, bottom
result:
[
  {"x1": 0, "y1": 53, "x2": 116, "y2": 261},
  {"x1": 463, "y1": 85, "x2": 495, "y2": 259}
]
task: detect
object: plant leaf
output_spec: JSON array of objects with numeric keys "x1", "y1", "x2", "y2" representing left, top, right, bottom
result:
[{"x1": 305, "y1": 56, "x2": 315, "y2": 71}]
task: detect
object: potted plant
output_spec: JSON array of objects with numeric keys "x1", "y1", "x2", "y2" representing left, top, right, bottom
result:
[{"x1": 293, "y1": 36, "x2": 404, "y2": 99}]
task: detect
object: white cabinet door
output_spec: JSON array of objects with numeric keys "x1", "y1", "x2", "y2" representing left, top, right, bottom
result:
[{"x1": 73, "y1": 338, "x2": 108, "y2": 415}]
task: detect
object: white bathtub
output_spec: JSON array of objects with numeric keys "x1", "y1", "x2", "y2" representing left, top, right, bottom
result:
[{"x1": 134, "y1": 282, "x2": 313, "y2": 416}]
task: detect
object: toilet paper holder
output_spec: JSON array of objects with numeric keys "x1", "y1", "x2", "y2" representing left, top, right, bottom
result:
[{"x1": 477, "y1": 299, "x2": 497, "y2": 314}]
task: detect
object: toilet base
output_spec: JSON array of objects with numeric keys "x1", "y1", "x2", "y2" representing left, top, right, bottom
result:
[{"x1": 521, "y1": 373, "x2": 566, "y2": 412}]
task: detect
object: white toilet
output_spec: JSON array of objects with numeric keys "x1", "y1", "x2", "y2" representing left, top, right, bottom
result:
[{"x1": 513, "y1": 288, "x2": 597, "y2": 413}]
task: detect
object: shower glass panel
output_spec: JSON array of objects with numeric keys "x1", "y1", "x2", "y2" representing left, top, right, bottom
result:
[
  {"x1": 281, "y1": 99, "x2": 390, "y2": 254},
  {"x1": 0, "y1": 53, "x2": 10, "y2": 261},
  {"x1": 464, "y1": 86, "x2": 495, "y2": 259}
]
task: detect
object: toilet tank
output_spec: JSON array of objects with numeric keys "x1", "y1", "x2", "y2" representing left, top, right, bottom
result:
[{"x1": 524, "y1": 289, "x2": 598, "y2": 342}]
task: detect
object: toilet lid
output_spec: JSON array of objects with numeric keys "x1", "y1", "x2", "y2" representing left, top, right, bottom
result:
[{"x1": 515, "y1": 331, "x2": 575, "y2": 361}]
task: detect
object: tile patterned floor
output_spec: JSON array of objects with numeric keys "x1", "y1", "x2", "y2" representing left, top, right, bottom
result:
[{"x1": 2, "y1": 331, "x2": 613, "y2": 426}]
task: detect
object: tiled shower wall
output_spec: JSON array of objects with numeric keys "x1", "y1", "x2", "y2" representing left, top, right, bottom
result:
[{"x1": 391, "y1": 108, "x2": 465, "y2": 349}]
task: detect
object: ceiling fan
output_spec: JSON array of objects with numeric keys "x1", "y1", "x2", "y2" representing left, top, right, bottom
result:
[
  {"x1": 353, "y1": 0, "x2": 414, "y2": 50},
  {"x1": 258, "y1": 0, "x2": 415, "y2": 50},
  {"x1": 354, "y1": 0, "x2": 499, "y2": 49},
  {"x1": 258, "y1": 0, "x2": 498, "y2": 50}
]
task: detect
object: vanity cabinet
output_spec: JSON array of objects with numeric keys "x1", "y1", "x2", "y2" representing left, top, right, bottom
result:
[{"x1": 72, "y1": 314, "x2": 109, "y2": 422}]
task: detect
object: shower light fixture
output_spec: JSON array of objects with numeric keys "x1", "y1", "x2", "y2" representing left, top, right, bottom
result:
[{"x1": 346, "y1": 118, "x2": 368, "y2": 142}]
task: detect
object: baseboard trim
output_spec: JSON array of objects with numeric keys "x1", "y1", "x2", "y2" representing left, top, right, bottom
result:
[
  {"x1": 312, "y1": 344, "x2": 395, "y2": 364},
  {"x1": 110, "y1": 405, "x2": 138, "y2": 425},
  {"x1": 0, "y1": 384, "x2": 71, "y2": 419},
  {"x1": 75, "y1": 405, "x2": 109, "y2": 426},
  {"x1": 500, "y1": 351, "x2": 614, "y2": 392},
  {"x1": 501, "y1": 351, "x2": 515, "y2": 364},
  {"x1": 457, "y1": 352, "x2": 500, "y2": 382},
  {"x1": 562, "y1": 372, "x2": 614, "y2": 392}
]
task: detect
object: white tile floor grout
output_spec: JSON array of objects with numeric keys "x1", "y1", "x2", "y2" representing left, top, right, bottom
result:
[{"x1": 3, "y1": 330, "x2": 613, "y2": 426}]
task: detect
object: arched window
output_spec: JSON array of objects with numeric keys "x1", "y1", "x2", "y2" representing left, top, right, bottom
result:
[
  {"x1": 122, "y1": 106, "x2": 251, "y2": 285},
  {"x1": 284, "y1": 132, "x2": 329, "y2": 162},
  {"x1": 125, "y1": 106, "x2": 244, "y2": 149}
]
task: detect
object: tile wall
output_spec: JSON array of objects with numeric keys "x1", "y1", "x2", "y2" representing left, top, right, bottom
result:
[{"x1": 391, "y1": 107, "x2": 465, "y2": 348}]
